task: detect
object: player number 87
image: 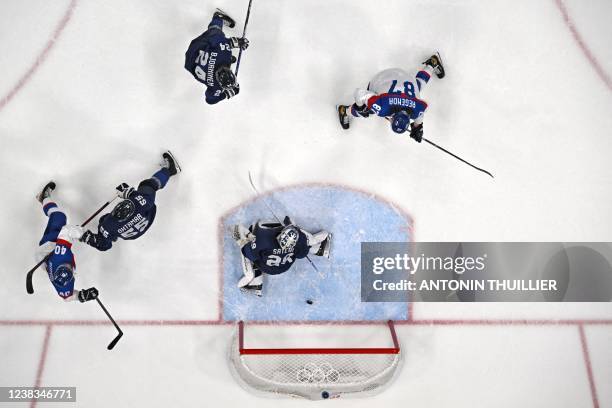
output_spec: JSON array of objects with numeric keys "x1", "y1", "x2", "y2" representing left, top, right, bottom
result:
[{"x1": 388, "y1": 80, "x2": 416, "y2": 97}]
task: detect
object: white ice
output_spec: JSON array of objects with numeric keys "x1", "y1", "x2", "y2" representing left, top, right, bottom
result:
[{"x1": 1, "y1": 0, "x2": 611, "y2": 406}]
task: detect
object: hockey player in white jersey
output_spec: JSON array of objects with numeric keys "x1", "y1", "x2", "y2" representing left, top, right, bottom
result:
[{"x1": 337, "y1": 53, "x2": 445, "y2": 142}]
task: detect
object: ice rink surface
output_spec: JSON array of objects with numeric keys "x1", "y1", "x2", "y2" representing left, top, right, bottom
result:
[{"x1": 1, "y1": 0, "x2": 611, "y2": 406}]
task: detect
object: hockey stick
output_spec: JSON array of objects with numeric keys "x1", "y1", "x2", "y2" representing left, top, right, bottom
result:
[
  {"x1": 95, "y1": 296, "x2": 123, "y2": 350},
  {"x1": 247, "y1": 172, "x2": 321, "y2": 273},
  {"x1": 26, "y1": 195, "x2": 118, "y2": 294},
  {"x1": 234, "y1": 0, "x2": 253, "y2": 76},
  {"x1": 423, "y1": 138, "x2": 494, "y2": 178}
]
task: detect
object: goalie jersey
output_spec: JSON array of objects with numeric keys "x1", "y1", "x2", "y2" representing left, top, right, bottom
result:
[{"x1": 241, "y1": 222, "x2": 310, "y2": 275}]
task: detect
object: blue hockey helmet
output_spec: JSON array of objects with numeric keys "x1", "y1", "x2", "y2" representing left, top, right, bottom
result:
[
  {"x1": 277, "y1": 225, "x2": 299, "y2": 250},
  {"x1": 215, "y1": 65, "x2": 236, "y2": 89},
  {"x1": 391, "y1": 111, "x2": 411, "y2": 134},
  {"x1": 111, "y1": 199, "x2": 135, "y2": 221},
  {"x1": 53, "y1": 263, "x2": 74, "y2": 287}
]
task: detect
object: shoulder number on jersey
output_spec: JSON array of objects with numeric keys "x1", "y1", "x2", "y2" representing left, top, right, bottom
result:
[{"x1": 134, "y1": 195, "x2": 147, "y2": 206}]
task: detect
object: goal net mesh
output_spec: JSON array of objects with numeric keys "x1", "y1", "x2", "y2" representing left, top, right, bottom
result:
[{"x1": 229, "y1": 321, "x2": 402, "y2": 400}]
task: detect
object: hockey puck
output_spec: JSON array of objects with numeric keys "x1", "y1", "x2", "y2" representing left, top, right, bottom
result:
[{"x1": 306, "y1": 299, "x2": 313, "y2": 305}]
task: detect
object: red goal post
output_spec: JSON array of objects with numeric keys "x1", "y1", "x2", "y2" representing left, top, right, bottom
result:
[{"x1": 229, "y1": 320, "x2": 403, "y2": 400}]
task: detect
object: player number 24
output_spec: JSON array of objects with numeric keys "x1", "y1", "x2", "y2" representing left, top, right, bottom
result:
[{"x1": 266, "y1": 253, "x2": 294, "y2": 267}]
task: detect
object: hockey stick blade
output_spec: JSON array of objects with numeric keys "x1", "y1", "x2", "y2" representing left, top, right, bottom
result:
[
  {"x1": 26, "y1": 255, "x2": 49, "y2": 294},
  {"x1": 95, "y1": 297, "x2": 123, "y2": 350},
  {"x1": 107, "y1": 331, "x2": 123, "y2": 350},
  {"x1": 423, "y1": 138, "x2": 494, "y2": 178}
]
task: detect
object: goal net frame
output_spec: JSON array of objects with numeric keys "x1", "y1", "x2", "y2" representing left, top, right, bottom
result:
[{"x1": 229, "y1": 320, "x2": 403, "y2": 400}]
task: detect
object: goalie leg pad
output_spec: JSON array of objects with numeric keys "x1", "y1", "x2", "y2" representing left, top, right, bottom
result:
[
  {"x1": 238, "y1": 261, "x2": 263, "y2": 297},
  {"x1": 238, "y1": 255, "x2": 255, "y2": 288}
]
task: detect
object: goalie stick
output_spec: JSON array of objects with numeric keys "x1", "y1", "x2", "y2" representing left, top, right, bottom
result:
[
  {"x1": 234, "y1": 0, "x2": 253, "y2": 76},
  {"x1": 26, "y1": 194, "x2": 117, "y2": 294}
]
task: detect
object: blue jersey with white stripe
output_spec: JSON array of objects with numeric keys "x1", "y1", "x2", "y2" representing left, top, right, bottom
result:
[
  {"x1": 184, "y1": 20, "x2": 235, "y2": 104},
  {"x1": 46, "y1": 239, "x2": 76, "y2": 299},
  {"x1": 241, "y1": 222, "x2": 310, "y2": 275}
]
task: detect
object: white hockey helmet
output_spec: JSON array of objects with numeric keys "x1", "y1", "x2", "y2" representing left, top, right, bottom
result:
[{"x1": 277, "y1": 225, "x2": 299, "y2": 250}]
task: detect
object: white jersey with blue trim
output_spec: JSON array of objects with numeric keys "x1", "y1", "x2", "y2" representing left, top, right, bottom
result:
[
  {"x1": 368, "y1": 68, "x2": 422, "y2": 96},
  {"x1": 354, "y1": 66, "x2": 434, "y2": 125}
]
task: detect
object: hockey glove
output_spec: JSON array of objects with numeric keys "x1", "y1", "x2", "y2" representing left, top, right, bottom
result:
[
  {"x1": 116, "y1": 183, "x2": 134, "y2": 199},
  {"x1": 223, "y1": 84, "x2": 240, "y2": 100},
  {"x1": 229, "y1": 37, "x2": 249, "y2": 50},
  {"x1": 410, "y1": 123, "x2": 423, "y2": 143},
  {"x1": 351, "y1": 103, "x2": 370, "y2": 118},
  {"x1": 80, "y1": 230, "x2": 96, "y2": 246},
  {"x1": 78, "y1": 287, "x2": 99, "y2": 303},
  {"x1": 232, "y1": 224, "x2": 254, "y2": 247}
]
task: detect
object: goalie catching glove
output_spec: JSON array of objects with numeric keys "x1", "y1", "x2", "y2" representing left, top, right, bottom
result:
[{"x1": 231, "y1": 224, "x2": 254, "y2": 247}]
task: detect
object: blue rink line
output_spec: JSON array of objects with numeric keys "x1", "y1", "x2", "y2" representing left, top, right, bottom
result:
[{"x1": 221, "y1": 184, "x2": 412, "y2": 322}]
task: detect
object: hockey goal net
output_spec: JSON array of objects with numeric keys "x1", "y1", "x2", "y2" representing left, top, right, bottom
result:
[{"x1": 229, "y1": 321, "x2": 402, "y2": 400}]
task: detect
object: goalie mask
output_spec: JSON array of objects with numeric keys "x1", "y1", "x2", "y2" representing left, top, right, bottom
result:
[
  {"x1": 215, "y1": 65, "x2": 236, "y2": 90},
  {"x1": 391, "y1": 110, "x2": 411, "y2": 134},
  {"x1": 277, "y1": 225, "x2": 299, "y2": 250},
  {"x1": 111, "y1": 199, "x2": 135, "y2": 221},
  {"x1": 53, "y1": 263, "x2": 74, "y2": 287}
]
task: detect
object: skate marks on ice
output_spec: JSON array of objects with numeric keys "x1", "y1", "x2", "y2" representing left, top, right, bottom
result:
[{"x1": 219, "y1": 184, "x2": 413, "y2": 322}]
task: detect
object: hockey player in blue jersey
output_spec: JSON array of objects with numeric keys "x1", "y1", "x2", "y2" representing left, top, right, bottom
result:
[
  {"x1": 184, "y1": 9, "x2": 249, "y2": 104},
  {"x1": 80, "y1": 151, "x2": 181, "y2": 251},
  {"x1": 337, "y1": 53, "x2": 445, "y2": 142},
  {"x1": 35, "y1": 181, "x2": 98, "y2": 302},
  {"x1": 231, "y1": 217, "x2": 331, "y2": 297}
]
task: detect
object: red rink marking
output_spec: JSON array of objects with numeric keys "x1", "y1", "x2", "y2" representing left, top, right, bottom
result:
[
  {"x1": 0, "y1": 318, "x2": 611, "y2": 326},
  {"x1": 553, "y1": 0, "x2": 612, "y2": 92},
  {"x1": 579, "y1": 325, "x2": 600, "y2": 408},
  {"x1": 0, "y1": 0, "x2": 77, "y2": 112},
  {"x1": 0, "y1": 318, "x2": 608, "y2": 408},
  {"x1": 29, "y1": 325, "x2": 52, "y2": 408}
]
